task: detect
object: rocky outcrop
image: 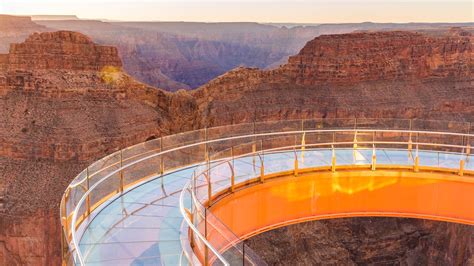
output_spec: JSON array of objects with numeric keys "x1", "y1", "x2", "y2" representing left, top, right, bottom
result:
[
  {"x1": 0, "y1": 31, "x2": 191, "y2": 265},
  {"x1": 284, "y1": 31, "x2": 472, "y2": 85},
  {"x1": 7, "y1": 31, "x2": 122, "y2": 71},
  {"x1": 246, "y1": 218, "x2": 474, "y2": 265},
  {"x1": 192, "y1": 30, "x2": 473, "y2": 126}
]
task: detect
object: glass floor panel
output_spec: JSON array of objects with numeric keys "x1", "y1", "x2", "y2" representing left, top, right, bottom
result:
[{"x1": 79, "y1": 148, "x2": 469, "y2": 265}]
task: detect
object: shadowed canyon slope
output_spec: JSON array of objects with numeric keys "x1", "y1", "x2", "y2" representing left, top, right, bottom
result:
[
  {"x1": 246, "y1": 217, "x2": 474, "y2": 265},
  {"x1": 0, "y1": 29, "x2": 473, "y2": 264}
]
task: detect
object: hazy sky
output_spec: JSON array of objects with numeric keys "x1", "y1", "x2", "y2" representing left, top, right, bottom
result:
[{"x1": 1, "y1": 0, "x2": 472, "y2": 23}]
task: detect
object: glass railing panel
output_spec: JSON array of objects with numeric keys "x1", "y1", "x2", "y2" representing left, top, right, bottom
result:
[
  {"x1": 86, "y1": 152, "x2": 121, "y2": 185},
  {"x1": 63, "y1": 119, "x2": 474, "y2": 266},
  {"x1": 380, "y1": 149, "x2": 414, "y2": 165},
  {"x1": 207, "y1": 122, "x2": 254, "y2": 140},
  {"x1": 121, "y1": 138, "x2": 161, "y2": 163},
  {"x1": 209, "y1": 162, "x2": 233, "y2": 195},
  {"x1": 411, "y1": 119, "x2": 470, "y2": 133},
  {"x1": 87, "y1": 171, "x2": 120, "y2": 221},
  {"x1": 162, "y1": 129, "x2": 206, "y2": 151},
  {"x1": 298, "y1": 148, "x2": 333, "y2": 169},
  {"x1": 354, "y1": 118, "x2": 411, "y2": 130},
  {"x1": 263, "y1": 150, "x2": 294, "y2": 175},
  {"x1": 304, "y1": 118, "x2": 356, "y2": 129},
  {"x1": 417, "y1": 150, "x2": 444, "y2": 167}
]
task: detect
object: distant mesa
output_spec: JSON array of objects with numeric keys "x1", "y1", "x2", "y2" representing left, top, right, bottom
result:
[
  {"x1": 2, "y1": 31, "x2": 122, "y2": 71},
  {"x1": 30, "y1": 15, "x2": 80, "y2": 21}
]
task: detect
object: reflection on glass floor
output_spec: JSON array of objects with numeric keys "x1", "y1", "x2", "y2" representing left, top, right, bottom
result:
[{"x1": 78, "y1": 148, "x2": 471, "y2": 265}]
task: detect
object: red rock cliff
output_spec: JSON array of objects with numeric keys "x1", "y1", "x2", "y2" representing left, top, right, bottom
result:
[
  {"x1": 193, "y1": 30, "x2": 473, "y2": 126},
  {"x1": 7, "y1": 31, "x2": 122, "y2": 71},
  {"x1": 0, "y1": 31, "x2": 193, "y2": 265},
  {"x1": 283, "y1": 31, "x2": 472, "y2": 85}
]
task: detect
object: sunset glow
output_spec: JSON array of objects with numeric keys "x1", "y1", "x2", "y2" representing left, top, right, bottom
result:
[{"x1": 2, "y1": 0, "x2": 472, "y2": 23}]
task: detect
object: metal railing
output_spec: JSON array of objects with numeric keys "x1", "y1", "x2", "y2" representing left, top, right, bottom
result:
[
  {"x1": 181, "y1": 129, "x2": 473, "y2": 265},
  {"x1": 61, "y1": 118, "x2": 473, "y2": 265}
]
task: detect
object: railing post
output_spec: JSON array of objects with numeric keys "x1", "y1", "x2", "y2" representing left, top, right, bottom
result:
[
  {"x1": 301, "y1": 132, "x2": 306, "y2": 164},
  {"x1": 466, "y1": 144, "x2": 471, "y2": 162},
  {"x1": 119, "y1": 149, "x2": 124, "y2": 193},
  {"x1": 408, "y1": 132, "x2": 413, "y2": 153},
  {"x1": 331, "y1": 145, "x2": 336, "y2": 172},
  {"x1": 414, "y1": 144, "x2": 419, "y2": 172},
  {"x1": 353, "y1": 130, "x2": 358, "y2": 150},
  {"x1": 371, "y1": 144, "x2": 376, "y2": 171},
  {"x1": 252, "y1": 143, "x2": 256, "y2": 173},
  {"x1": 184, "y1": 207, "x2": 194, "y2": 248},
  {"x1": 206, "y1": 172, "x2": 212, "y2": 206},
  {"x1": 204, "y1": 127, "x2": 209, "y2": 162},
  {"x1": 86, "y1": 167, "x2": 91, "y2": 215},
  {"x1": 63, "y1": 188, "x2": 69, "y2": 232},
  {"x1": 294, "y1": 148, "x2": 299, "y2": 177},
  {"x1": 257, "y1": 152, "x2": 265, "y2": 183},
  {"x1": 229, "y1": 161, "x2": 235, "y2": 193},
  {"x1": 459, "y1": 159, "x2": 465, "y2": 176},
  {"x1": 230, "y1": 147, "x2": 235, "y2": 192},
  {"x1": 160, "y1": 136, "x2": 164, "y2": 189}
]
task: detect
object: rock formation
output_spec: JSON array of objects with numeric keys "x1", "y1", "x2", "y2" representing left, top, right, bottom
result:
[
  {"x1": 193, "y1": 30, "x2": 473, "y2": 126},
  {"x1": 246, "y1": 217, "x2": 474, "y2": 265},
  {"x1": 35, "y1": 19, "x2": 474, "y2": 90},
  {"x1": 0, "y1": 31, "x2": 193, "y2": 265},
  {"x1": 0, "y1": 29, "x2": 472, "y2": 265}
]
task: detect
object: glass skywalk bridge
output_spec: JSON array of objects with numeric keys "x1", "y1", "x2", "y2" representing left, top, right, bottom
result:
[{"x1": 61, "y1": 119, "x2": 474, "y2": 265}]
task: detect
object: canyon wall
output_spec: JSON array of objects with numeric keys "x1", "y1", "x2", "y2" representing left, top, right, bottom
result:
[
  {"x1": 0, "y1": 29, "x2": 472, "y2": 265},
  {"x1": 36, "y1": 19, "x2": 474, "y2": 90},
  {"x1": 0, "y1": 31, "x2": 194, "y2": 265},
  {"x1": 193, "y1": 30, "x2": 473, "y2": 126}
]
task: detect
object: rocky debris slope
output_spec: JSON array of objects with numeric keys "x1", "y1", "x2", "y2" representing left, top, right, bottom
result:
[{"x1": 246, "y1": 217, "x2": 474, "y2": 265}]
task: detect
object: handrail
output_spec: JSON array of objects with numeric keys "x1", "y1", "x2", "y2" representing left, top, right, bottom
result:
[
  {"x1": 63, "y1": 122, "x2": 474, "y2": 266},
  {"x1": 191, "y1": 140, "x2": 472, "y2": 181},
  {"x1": 69, "y1": 128, "x2": 474, "y2": 188},
  {"x1": 180, "y1": 184, "x2": 230, "y2": 266}
]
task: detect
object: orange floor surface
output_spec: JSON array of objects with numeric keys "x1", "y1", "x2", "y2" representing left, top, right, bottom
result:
[{"x1": 206, "y1": 170, "x2": 474, "y2": 254}]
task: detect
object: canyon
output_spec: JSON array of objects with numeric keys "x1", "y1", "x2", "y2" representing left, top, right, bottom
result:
[
  {"x1": 3, "y1": 15, "x2": 472, "y2": 91},
  {"x1": 247, "y1": 217, "x2": 473, "y2": 265},
  {"x1": 0, "y1": 18, "x2": 473, "y2": 265}
]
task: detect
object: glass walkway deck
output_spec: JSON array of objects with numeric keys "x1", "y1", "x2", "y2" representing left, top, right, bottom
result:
[{"x1": 60, "y1": 119, "x2": 474, "y2": 265}]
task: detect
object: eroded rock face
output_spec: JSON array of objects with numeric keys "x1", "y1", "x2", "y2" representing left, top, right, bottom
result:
[
  {"x1": 7, "y1": 31, "x2": 122, "y2": 71},
  {"x1": 0, "y1": 31, "x2": 193, "y2": 265},
  {"x1": 246, "y1": 218, "x2": 474, "y2": 265},
  {"x1": 284, "y1": 31, "x2": 472, "y2": 84},
  {"x1": 192, "y1": 30, "x2": 473, "y2": 126}
]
